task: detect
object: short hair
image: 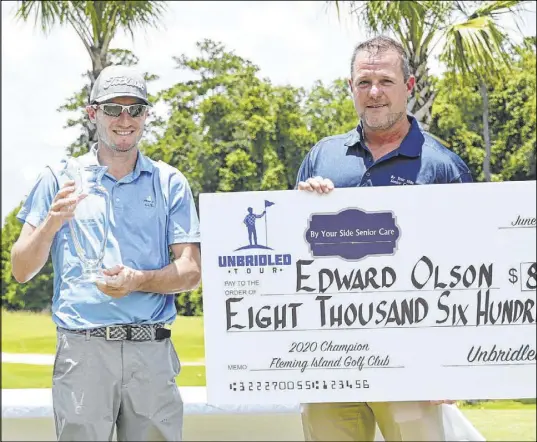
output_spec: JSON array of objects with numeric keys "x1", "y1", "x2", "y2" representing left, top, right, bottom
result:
[{"x1": 350, "y1": 36, "x2": 411, "y2": 81}]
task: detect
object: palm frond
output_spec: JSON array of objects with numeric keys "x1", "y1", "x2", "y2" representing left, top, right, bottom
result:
[
  {"x1": 469, "y1": 0, "x2": 526, "y2": 18},
  {"x1": 329, "y1": 0, "x2": 342, "y2": 21},
  {"x1": 114, "y1": 1, "x2": 167, "y2": 38},
  {"x1": 16, "y1": 1, "x2": 167, "y2": 43},
  {"x1": 15, "y1": 0, "x2": 67, "y2": 34},
  {"x1": 15, "y1": 0, "x2": 167, "y2": 63},
  {"x1": 443, "y1": 14, "x2": 511, "y2": 77}
]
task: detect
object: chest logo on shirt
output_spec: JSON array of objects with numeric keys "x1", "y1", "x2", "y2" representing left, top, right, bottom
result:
[
  {"x1": 390, "y1": 175, "x2": 415, "y2": 185},
  {"x1": 143, "y1": 195, "x2": 155, "y2": 207}
]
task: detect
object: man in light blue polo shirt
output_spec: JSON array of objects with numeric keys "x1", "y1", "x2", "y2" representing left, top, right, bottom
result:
[
  {"x1": 297, "y1": 36, "x2": 472, "y2": 441},
  {"x1": 11, "y1": 65, "x2": 201, "y2": 441}
]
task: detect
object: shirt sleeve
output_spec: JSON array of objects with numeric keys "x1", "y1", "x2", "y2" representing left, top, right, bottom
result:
[
  {"x1": 17, "y1": 167, "x2": 59, "y2": 228},
  {"x1": 295, "y1": 147, "x2": 316, "y2": 189},
  {"x1": 167, "y1": 172, "x2": 201, "y2": 245},
  {"x1": 450, "y1": 172, "x2": 473, "y2": 183},
  {"x1": 441, "y1": 148, "x2": 474, "y2": 184}
]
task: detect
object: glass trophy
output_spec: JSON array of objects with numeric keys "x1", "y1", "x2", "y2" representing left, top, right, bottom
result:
[{"x1": 61, "y1": 158, "x2": 110, "y2": 284}]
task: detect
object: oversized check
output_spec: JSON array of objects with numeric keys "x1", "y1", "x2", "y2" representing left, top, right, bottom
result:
[{"x1": 199, "y1": 181, "x2": 536, "y2": 405}]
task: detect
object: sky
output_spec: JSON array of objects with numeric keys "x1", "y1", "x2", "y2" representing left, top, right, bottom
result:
[{"x1": 2, "y1": 1, "x2": 536, "y2": 224}]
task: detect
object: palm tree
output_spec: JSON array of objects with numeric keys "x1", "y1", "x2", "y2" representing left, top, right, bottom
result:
[
  {"x1": 331, "y1": 0, "x2": 528, "y2": 181},
  {"x1": 14, "y1": 0, "x2": 167, "y2": 153},
  {"x1": 441, "y1": 1, "x2": 527, "y2": 181}
]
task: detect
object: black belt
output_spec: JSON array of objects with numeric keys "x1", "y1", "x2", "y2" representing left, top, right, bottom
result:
[{"x1": 68, "y1": 323, "x2": 171, "y2": 341}]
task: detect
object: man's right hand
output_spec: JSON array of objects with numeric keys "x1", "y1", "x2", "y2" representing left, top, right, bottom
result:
[
  {"x1": 11, "y1": 180, "x2": 87, "y2": 283},
  {"x1": 44, "y1": 180, "x2": 86, "y2": 233},
  {"x1": 297, "y1": 176, "x2": 335, "y2": 194}
]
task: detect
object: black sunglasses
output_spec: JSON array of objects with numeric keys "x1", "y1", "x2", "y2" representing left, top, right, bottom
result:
[{"x1": 94, "y1": 103, "x2": 148, "y2": 118}]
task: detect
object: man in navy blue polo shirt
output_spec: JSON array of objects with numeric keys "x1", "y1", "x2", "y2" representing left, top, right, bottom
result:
[
  {"x1": 297, "y1": 36, "x2": 472, "y2": 441},
  {"x1": 11, "y1": 65, "x2": 201, "y2": 441}
]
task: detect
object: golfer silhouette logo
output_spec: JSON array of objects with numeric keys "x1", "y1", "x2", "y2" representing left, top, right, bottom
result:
[{"x1": 234, "y1": 200, "x2": 275, "y2": 251}]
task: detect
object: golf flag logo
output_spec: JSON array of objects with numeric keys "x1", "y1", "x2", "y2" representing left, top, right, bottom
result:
[{"x1": 235, "y1": 200, "x2": 276, "y2": 251}]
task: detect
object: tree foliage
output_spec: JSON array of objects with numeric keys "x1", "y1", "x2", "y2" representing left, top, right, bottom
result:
[
  {"x1": 430, "y1": 36, "x2": 536, "y2": 182},
  {"x1": 3, "y1": 38, "x2": 535, "y2": 314},
  {"x1": 142, "y1": 39, "x2": 356, "y2": 200},
  {"x1": 15, "y1": 0, "x2": 167, "y2": 154},
  {"x1": 1, "y1": 204, "x2": 54, "y2": 311},
  {"x1": 330, "y1": 0, "x2": 528, "y2": 129}
]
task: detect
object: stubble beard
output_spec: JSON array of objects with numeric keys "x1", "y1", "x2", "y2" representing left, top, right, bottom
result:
[
  {"x1": 96, "y1": 121, "x2": 142, "y2": 154},
  {"x1": 360, "y1": 110, "x2": 405, "y2": 132}
]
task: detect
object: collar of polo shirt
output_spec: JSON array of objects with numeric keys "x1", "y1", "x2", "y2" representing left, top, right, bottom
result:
[
  {"x1": 344, "y1": 115, "x2": 424, "y2": 158},
  {"x1": 81, "y1": 143, "x2": 155, "y2": 180}
]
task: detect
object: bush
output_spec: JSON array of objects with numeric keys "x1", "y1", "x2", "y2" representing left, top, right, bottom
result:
[{"x1": 175, "y1": 284, "x2": 203, "y2": 316}]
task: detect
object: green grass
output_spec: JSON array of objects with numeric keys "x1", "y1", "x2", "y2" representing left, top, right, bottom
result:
[
  {"x1": 2, "y1": 310, "x2": 536, "y2": 440},
  {"x1": 2, "y1": 364, "x2": 53, "y2": 389},
  {"x1": 1, "y1": 309, "x2": 205, "y2": 362},
  {"x1": 1, "y1": 310, "x2": 57, "y2": 354},
  {"x1": 2, "y1": 363, "x2": 206, "y2": 389},
  {"x1": 461, "y1": 399, "x2": 535, "y2": 410},
  {"x1": 1, "y1": 310, "x2": 207, "y2": 389},
  {"x1": 461, "y1": 409, "x2": 536, "y2": 441}
]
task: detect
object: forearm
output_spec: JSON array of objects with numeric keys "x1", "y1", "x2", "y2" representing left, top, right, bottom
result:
[
  {"x1": 136, "y1": 254, "x2": 201, "y2": 295},
  {"x1": 11, "y1": 219, "x2": 57, "y2": 283}
]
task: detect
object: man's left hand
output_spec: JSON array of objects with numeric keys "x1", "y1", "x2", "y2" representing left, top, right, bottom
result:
[{"x1": 96, "y1": 264, "x2": 142, "y2": 298}]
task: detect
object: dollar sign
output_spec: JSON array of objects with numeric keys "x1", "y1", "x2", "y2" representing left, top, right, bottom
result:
[
  {"x1": 508, "y1": 268, "x2": 518, "y2": 284},
  {"x1": 526, "y1": 263, "x2": 536, "y2": 290}
]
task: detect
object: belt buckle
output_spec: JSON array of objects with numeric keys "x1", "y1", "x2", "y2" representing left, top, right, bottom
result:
[{"x1": 105, "y1": 326, "x2": 123, "y2": 341}]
